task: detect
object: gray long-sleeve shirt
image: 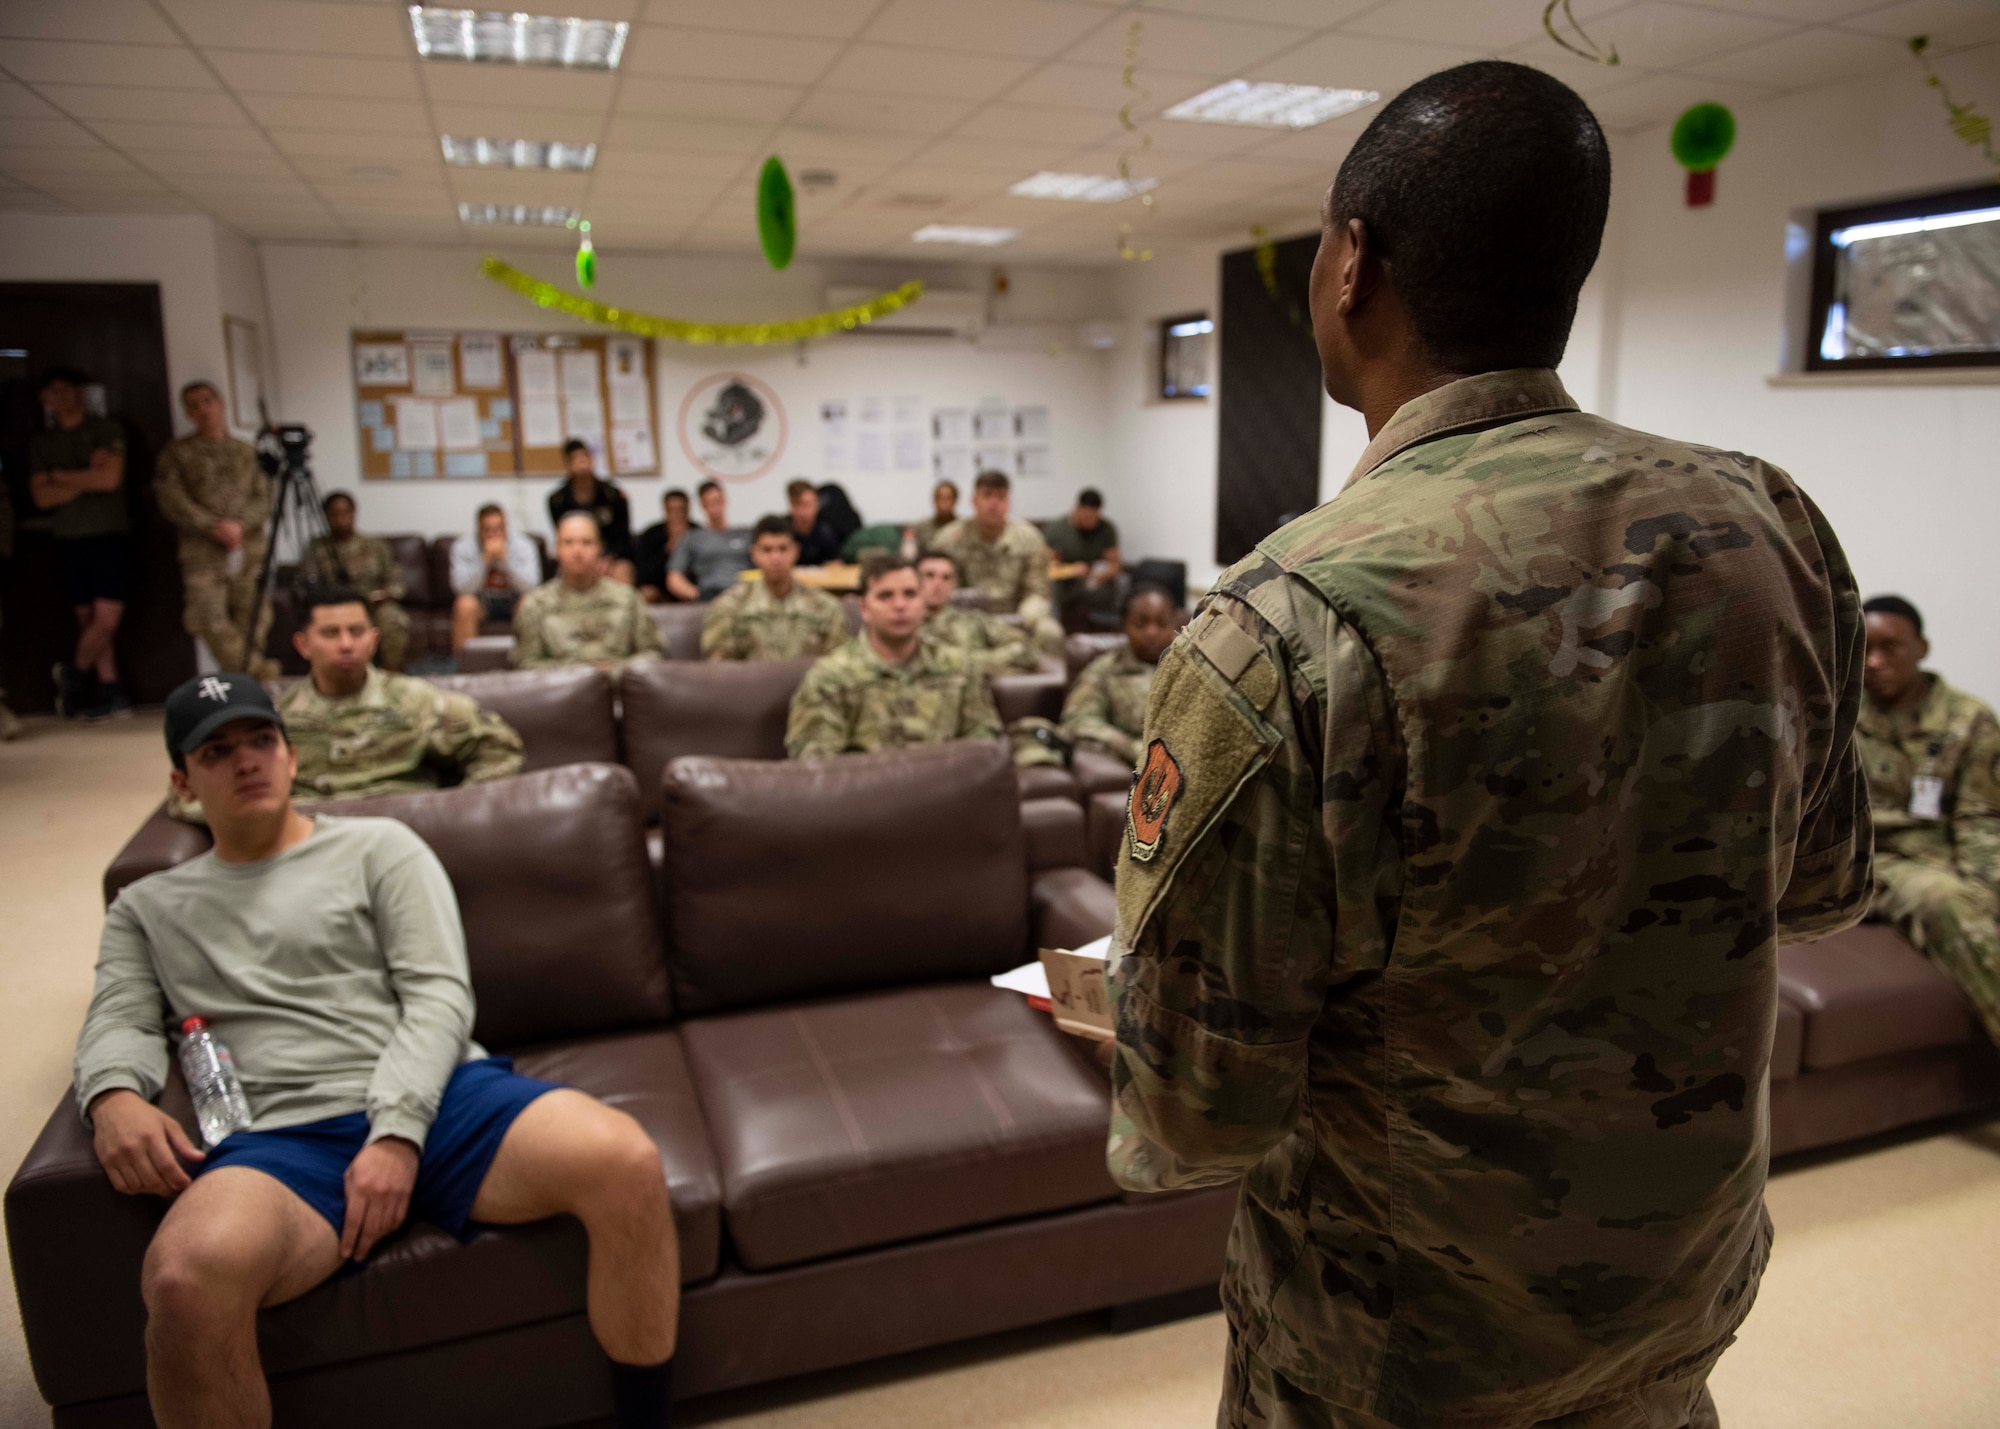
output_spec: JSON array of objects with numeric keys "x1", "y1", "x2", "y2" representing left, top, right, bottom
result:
[
  {"x1": 450, "y1": 529, "x2": 542, "y2": 598},
  {"x1": 74, "y1": 817, "x2": 483, "y2": 1149}
]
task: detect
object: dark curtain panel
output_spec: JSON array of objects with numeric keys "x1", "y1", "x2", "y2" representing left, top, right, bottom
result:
[{"x1": 1214, "y1": 233, "x2": 1322, "y2": 567}]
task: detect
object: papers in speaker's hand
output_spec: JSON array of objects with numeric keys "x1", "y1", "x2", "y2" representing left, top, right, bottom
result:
[{"x1": 992, "y1": 936, "x2": 1116, "y2": 1040}]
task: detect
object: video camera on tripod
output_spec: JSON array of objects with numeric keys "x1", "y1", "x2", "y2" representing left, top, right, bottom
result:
[{"x1": 241, "y1": 403, "x2": 349, "y2": 661}]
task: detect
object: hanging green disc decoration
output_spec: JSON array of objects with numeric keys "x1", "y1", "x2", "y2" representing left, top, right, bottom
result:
[
  {"x1": 757, "y1": 156, "x2": 796, "y2": 271},
  {"x1": 568, "y1": 216, "x2": 596, "y2": 288},
  {"x1": 1670, "y1": 103, "x2": 1735, "y2": 208}
]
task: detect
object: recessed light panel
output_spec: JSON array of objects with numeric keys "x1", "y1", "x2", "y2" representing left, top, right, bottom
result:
[
  {"x1": 442, "y1": 136, "x2": 597, "y2": 171},
  {"x1": 458, "y1": 202, "x2": 577, "y2": 226},
  {"x1": 1008, "y1": 172, "x2": 1157, "y2": 203},
  {"x1": 1165, "y1": 80, "x2": 1378, "y2": 129},
  {"x1": 409, "y1": 7, "x2": 629, "y2": 70},
  {"x1": 913, "y1": 224, "x2": 1020, "y2": 246}
]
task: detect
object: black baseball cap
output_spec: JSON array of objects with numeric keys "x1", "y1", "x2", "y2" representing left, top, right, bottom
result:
[{"x1": 164, "y1": 673, "x2": 285, "y2": 757}]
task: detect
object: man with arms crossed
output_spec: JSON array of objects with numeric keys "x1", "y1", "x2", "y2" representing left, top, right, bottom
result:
[
  {"x1": 78, "y1": 674, "x2": 679, "y2": 1427},
  {"x1": 701, "y1": 515, "x2": 847, "y2": 661},
  {"x1": 156, "y1": 379, "x2": 274, "y2": 680},
  {"x1": 1108, "y1": 63, "x2": 1869, "y2": 1428},
  {"x1": 450, "y1": 502, "x2": 543, "y2": 654},
  {"x1": 30, "y1": 367, "x2": 135, "y2": 718}
]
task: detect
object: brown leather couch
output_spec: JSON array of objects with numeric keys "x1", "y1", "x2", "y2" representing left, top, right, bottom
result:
[
  {"x1": 457, "y1": 600, "x2": 706, "y2": 674},
  {"x1": 12, "y1": 745, "x2": 1230, "y2": 1426}
]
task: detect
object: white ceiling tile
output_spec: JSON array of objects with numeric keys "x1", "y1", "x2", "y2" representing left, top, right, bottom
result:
[
  {"x1": 902, "y1": 133, "x2": 1074, "y2": 174},
  {"x1": 141, "y1": 148, "x2": 295, "y2": 178},
  {"x1": 604, "y1": 113, "x2": 773, "y2": 152},
  {"x1": 1682, "y1": 0, "x2": 1881, "y2": 18},
  {"x1": 0, "y1": 39, "x2": 216, "y2": 88},
  {"x1": 319, "y1": 188, "x2": 455, "y2": 217},
  {"x1": 32, "y1": 172, "x2": 179, "y2": 198},
  {"x1": 1346, "y1": 0, "x2": 1626, "y2": 53},
  {"x1": 614, "y1": 76, "x2": 803, "y2": 124},
  {"x1": 170, "y1": 172, "x2": 316, "y2": 196},
  {"x1": 270, "y1": 129, "x2": 446, "y2": 163},
  {"x1": 205, "y1": 51, "x2": 421, "y2": 101},
  {"x1": 0, "y1": 0, "x2": 183, "y2": 45},
  {"x1": 1584, "y1": 70, "x2": 1777, "y2": 129},
  {"x1": 623, "y1": 26, "x2": 841, "y2": 84},
  {"x1": 427, "y1": 104, "x2": 602, "y2": 143},
  {"x1": 422, "y1": 65, "x2": 616, "y2": 113},
  {"x1": 0, "y1": 116, "x2": 104, "y2": 148},
  {"x1": 0, "y1": 82, "x2": 62, "y2": 120},
  {"x1": 790, "y1": 88, "x2": 982, "y2": 136},
  {"x1": 856, "y1": 165, "x2": 1015, "y2": 201},
  {"x1": 1503, "y1": 47, "x2": 1664, "y2": 98},
  {"x1": 1060, "y1": 140, "x2": 1253, "y2": 177},
  {"x1": 1060, "y1": 11, "x2": 1313, "y2": 74},
  {"x1": 1689, "y1": 25, "x2": 1914, "y2": 86},
  {"x1": 641, "y1": 0, "x2": 882, "y2": 40},
  {"x1": 1248, "y1": 31, "x2": 1489, "y2": 91},
  {"x1": 445, "y1": 171, "x2": 590, "y2": 204},
  {"x1": 951, "y1": 102, "x2": 1121, "y2": 145},
  {"x1": 1838, "y1": 0, "x2": 2000, "y2": 46},
  {"x1": 1573, "y1": 3, "x2": 1798, "y2": 69},
  {"x1": 34, "y1": 83, "x2": 245, "y2": 124},
  {"x1": 0, "y1": 144, "x2": 147, "y2": 177},
  {"x1": 92, "y1": 120, "x2": 275, "y2": 154},
  {"x1": 860, "y1": 0, "x2": 1114, "y2": 59},
  {"x1": 240, "y1": 94, "x2": 427, "y2": 133},
  {"x1": 588, "y1": 147, "x2": 749, "y2": 180},
  {"x1": 818, "y1": 44, "x2": 1036, "y2": 102},
  {"x1": 1137, "y1": 0, "x2": 1377, "y2": 26},
  {"x1": 157, "y1": 0, "x2": 409, "y2": 57}
]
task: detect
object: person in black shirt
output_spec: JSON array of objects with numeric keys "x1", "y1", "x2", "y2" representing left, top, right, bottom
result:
[
  {"x1": 816, "y1": 482, "x2": 862, "y2": 550},
  {"x1": 785, "y1": 479, "x2": 841, "y2": 566},
  {"x1": 548, "y1": 440, "x2": 634, "y2": 584},
  {"x1": 635, "y1": 487, "x2": 692, "y2": 602}
]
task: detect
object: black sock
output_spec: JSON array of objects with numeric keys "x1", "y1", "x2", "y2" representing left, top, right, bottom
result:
[{"x1": 609, "y1": 1355, "x2": 674, "y2": 1428}]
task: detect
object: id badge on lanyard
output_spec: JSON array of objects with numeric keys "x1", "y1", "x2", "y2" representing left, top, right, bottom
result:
[{"x1": 1909, "y1": 774, "x2": 1945, "y2": 821}]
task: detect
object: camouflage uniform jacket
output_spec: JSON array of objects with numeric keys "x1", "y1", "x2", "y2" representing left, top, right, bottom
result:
[
  {"x1": 1858, "y1": 674, "x2": 2000, "y2": 886},
  {"x1": 280, "y1": 667, "x2": 522, "y2": 800},
  {"x1": 925, "y1": 603, "x2": 1038, "y2": 675},
  {"x1": 300, "y1": 533, "x2": 406, "y2": 602},
  {"x1": 154, "y1": 435, "x2": 270, "y2": 558},
  {"x1": 934, "y1": 517, "x2": 1053, "y2": 624},
  {"x1": 700, "y1": 578, "x2": 848, "y2": 661},
  {"x1": 1061, "y1": 645, "x2": 1153, "y2": 764},
  {"x1": 1108, "y1": 369, "x2": 1871, "y2": 1426},
  {"x1": 511, "y1": 577, "x2": 663, "y2": 669},
  {"x1": 786, "y1": 632, "x2": 1002, "y2": 760}
]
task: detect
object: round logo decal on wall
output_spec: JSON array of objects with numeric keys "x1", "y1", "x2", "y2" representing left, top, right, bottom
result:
[{"x1": 676, "y1": 372, "x2": 787, "y2": 483}]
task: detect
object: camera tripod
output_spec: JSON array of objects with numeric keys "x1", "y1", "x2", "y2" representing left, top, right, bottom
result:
[{"x1": 241, "y1": 404, "x2": 348, "y2": 667}]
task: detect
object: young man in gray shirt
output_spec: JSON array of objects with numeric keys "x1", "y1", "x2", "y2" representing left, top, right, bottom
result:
[
  {"x1": 664, "y1": 479, "x2": 751, "y2": 602},
  {"x1": 77, "y1": 674, "x2": 681, "y2": 1427}
]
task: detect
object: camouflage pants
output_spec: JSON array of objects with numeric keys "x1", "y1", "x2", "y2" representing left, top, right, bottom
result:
[
  {"x1": 1220, "y1": 1332, "x2": 1721, "y2": 1429},
  {"x1": 372, "y1": 598, "x2": 410, "y2": 671},
  {"x1": 1873, "y1": 856, "x2": 2000, "y2": 1046},
  {"x1": 180, "y1": 546, "x2": 271, "y2": 675}
]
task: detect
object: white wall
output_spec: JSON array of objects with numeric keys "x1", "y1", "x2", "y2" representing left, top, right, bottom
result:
[
  {"x1": 1605, "y1": 57, "x2": 2000, "y2": 704},
  {"x1": 258, "y1": 243, "x2": 1115, "y2": 545}
]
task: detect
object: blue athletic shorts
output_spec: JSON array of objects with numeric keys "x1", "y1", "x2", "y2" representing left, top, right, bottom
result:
[{"x1": 195, "y1": 1056, "x2": 560, "y2": 1240}]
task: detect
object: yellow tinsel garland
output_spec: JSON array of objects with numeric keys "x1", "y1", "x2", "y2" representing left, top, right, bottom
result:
[{"x1": 479, "y1": 257, "x2": 926, "y2": 345}]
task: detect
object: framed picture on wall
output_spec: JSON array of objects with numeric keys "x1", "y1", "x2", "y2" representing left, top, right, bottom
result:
[{"x1": 224, "y1": 316, "x2": 263, "y2": 430}]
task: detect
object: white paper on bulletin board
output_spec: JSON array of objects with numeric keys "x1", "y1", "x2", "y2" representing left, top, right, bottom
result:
[
  {"x1": 974, "y1": 445, "x2": 1011, "y2": 474},
  {"x1": 411, "y1": 345, "x2": 456, "y2": 397},
  {"x1": 893, "y1": 427, "x2": 927, "y2": 473},
  {"x1": 934, "y1": 445, "x2": 973, "y2": 483},
  {"x1": 516, "y1": 350, "x2": 558, "y2": 399},
  {"x1": 520, "y1": 398, "x2": 563, "y2": 447},
  {"x1": 458, "y1": 333, "x2": 504, "y2": 389},
  {"x1": 355, "y1": 343, "x2": 409, "y2": 387},
  {"x1": 394, "y1": 397, "x2": 439, "y2": 451},
  {"x1": 612, "y1": 424, "x2": 656, "y2": 474},
  {"x1": 438, "y1": 397, "x2": 482, "y2": 452}
]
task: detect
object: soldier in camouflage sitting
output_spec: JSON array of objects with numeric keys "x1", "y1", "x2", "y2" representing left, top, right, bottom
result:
[
  {"x1": 169, "y1": 583, "x2": 521, "y2": 823},
  {"x1": 932, "y1": 470, "x2": 1064, "y2": 658},
  {"x1": 299, "y1": 491, "x2": 410, "y2": 671},
  {"x1": 916, "y1": 548, "x2": 1037, "y2": 676},
  {"x1": 785, "y1": 554, "x2": 1001, "y2": 761},
  {"x1": 700, "y1": 515, "x2": 847, "y2": 662},
  {"x1": 511, "y1": 511, "x2": 663, "y2": 672},
  {"x1": 1060, "y1": 584, "x2": 1176, "y2": 764},
  {"x1": 1857, "y1": 594, "x2": 2000, "y2": 1045}
]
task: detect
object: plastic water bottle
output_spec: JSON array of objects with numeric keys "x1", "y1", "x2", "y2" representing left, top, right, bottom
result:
[{"x1": 178, "y1": 1016, "x2": 253, "y2": 1147}]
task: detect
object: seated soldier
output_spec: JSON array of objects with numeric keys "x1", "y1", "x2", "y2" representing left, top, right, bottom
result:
[
  {"x1": 1059, "y1": 582, "x2": 1176, "y2": 763},
  {"x1": 932, "y1": 469, "x2": 1064, "y2": 657},
  {"x1": 700, "y1": 515, "x2": 847, "y2": 662},
  {"x1": 78, "y1": 674, "x2": 679, "y2": 1428},
  {"x1": 916, "y1": 548, "x2": 1036, "y2": 675},
  {"x1": 299, "y1": 491, "x2": 411, "y2": 671},
  {"x1": 785, "y1": 554, "x2": 1001, "y2": 760},
  {"x1": 512, "y1": 511, "x2": 663, "y2": 671},
  {"x1": 1857, "y1": 594, "x2": 2000, "y2": 1044}
]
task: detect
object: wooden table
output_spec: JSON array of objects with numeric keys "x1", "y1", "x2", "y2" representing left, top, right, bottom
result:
[{"x1": 739, "y1": 564, "x2": 863, "y2": 593}]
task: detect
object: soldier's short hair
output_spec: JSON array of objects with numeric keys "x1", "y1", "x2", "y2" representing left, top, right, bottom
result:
[
  {"x1": 178, "y1": 379, "x2": 221, "y2": 405},
  {"x1": 476, "y1": 502, "x2": 505, "y2": 526},
  {"x1": 1862, "y1": 594, "x2": 1924, "y2": 638},
  {"x1": 915, "y1": 548, "x2": 960, "y2": 583},
  {"x1": 751, "y1": 514, "x2": 796, "y2": 544},
  {"x1": 301, "y1": 582, "x2": 372, "y2": 624},
  {"x1": 697, "y1": 479, "x2": 722, "y2": 499},
  {"x1": 1123, "y1": 582, "x2": 1175, "y2": 621},
  {"x1": 934, "y1": 479, "x2": 959, "y2": 499},
  {"x1": 321, "y1": 489, "x2": 355, "y2": 514},
  {"x1": 858, "y1": 552, "x2": 917, "y2": 597},
  {"x1": 556, "y1": 509, "x2": 602, "y2": 541},
  {"x1": 785, "y1": 479, "x2": 815, "y2": 503},
  {"x1": 973, "y1": 470, "x2": 1009, "y2": 495},
  {"x1": 664, "y1": 487, "x2": 690, "y2": 508},
  {"x1": 1076, "y1": 488, "x2": 1104, "y2": 509},
  {"x1": 1330, "y1": 60, "x2": 1609, "y2": 372},
  {"x1": 562, "y1": 438, "x2": 590, "y2": 459}
]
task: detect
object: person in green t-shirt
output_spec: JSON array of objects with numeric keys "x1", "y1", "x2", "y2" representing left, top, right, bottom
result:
[
  {"x1": 27, "y1": 367, "x2": 132, "y2": 720},
  {"x1": 1041, "y1": 487, "x2": 1122, "y2": 629}
]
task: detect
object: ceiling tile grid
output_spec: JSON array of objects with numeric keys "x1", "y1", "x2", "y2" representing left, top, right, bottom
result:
[{"x1": 0, "y1": 0, "x2": 1991, "y2": 258}]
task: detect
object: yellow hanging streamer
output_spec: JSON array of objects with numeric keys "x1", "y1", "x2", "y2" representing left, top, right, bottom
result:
[
  {"x1": 479, "y1": 257, "x2": 926, "y2": 345},
  {"x1": 1116, "y1": 19, "x2": 1155, "y2": 262},
  {"x1": 1910, "y1": 36, "x2": 2000, "y2": 176}
]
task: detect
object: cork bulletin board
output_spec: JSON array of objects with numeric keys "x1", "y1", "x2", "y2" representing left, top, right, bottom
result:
[
  {"x1": 352, "y1": 329, "x2": 519, "y2": 479},
  {"x1": 509, "y1": 331, "x2": 659, "y2": 478}
]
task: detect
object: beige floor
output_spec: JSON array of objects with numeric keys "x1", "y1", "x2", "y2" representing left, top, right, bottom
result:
[{"x1": 4, "y1": 713, "x2": 1999, "y2": 1428}]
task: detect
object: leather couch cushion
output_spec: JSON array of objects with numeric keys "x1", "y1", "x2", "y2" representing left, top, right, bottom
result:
[
  {"x1": 1779, "y1": 923, "x2": 1978, "y2": 1071},
  {"x1": 1021, "y1": 797, "x2": 1086, "y2": 873},
  {"x1": 1086, "y1": 788, "x2": 1128, "y2": 880},
  {"x1": 661, "y1": 742, "x2": 1027, "y2": 1016},
  {"x1": 387, "y1": 534, "x2": 434, "y2": 608},
  {"x1": 681, "y1": 983, "x2": 1118, "y2": 1270},
  {"x1": 1065, "y1": 632, "x2": 1126, "y2": 685},
  {"x1": 1016, "y1": 764, "x2": 1077, "y2": 803},
  {"x1": 1072, "y1": 747, "x2": 1135, "y2": 798},
  {"x1": 1030, "y1": 867, "x2": 1117, "y2": 953},
  {"x1": 457, "y1": 634, "x2": 512, "y2": 673},
  {"x1": 990, "y1": 661, "x2": 1065, "y2": 726},
  {"x1": 103, "y1": 805, "x2": 213, "y2": 905},
  {"x1": 337, "y1": 764, "x2": 673, "y2": 1045},
  {"x1": 430, "y1": 666, "x2": 618, "y2": 772},
  {"x1": 620, "y1": 657, "x2": 807, "y2": 820},
  {"x1": 650, "y1": 601, "x2": 708, "y2": 660}
]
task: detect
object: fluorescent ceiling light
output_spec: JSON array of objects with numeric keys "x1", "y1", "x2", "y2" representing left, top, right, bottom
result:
[
  {"x1": 457, "y1": 202, "x2": 576, "y2": 226},
  {"x1": 913, "y1": 224, "x2": 1020, "y2": 246},
  {"x1": 442, "y1": 136, "x2": 597, "y2": 171},
  {"x1": 1166, "y1": 79, "x2": 1378, "y2": 129},
  {"x1": 1830, "y1": 205, "x2": 2000, "y2": 248},
  {"x1": 409, "y1": 7, "x2": 629, "y2": 69},
  {"x1": 1008, "y1": 172, "x2": 1157, "y2": 203}
]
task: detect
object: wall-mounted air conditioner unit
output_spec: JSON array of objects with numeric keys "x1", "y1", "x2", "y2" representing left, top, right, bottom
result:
[{"x1": 826, "y1": 286, "x2": 984, "y2": 337}]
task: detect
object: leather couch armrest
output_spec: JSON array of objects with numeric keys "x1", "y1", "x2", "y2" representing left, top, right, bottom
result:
[
  {"x1": 990, "y1": 664, "x2": 1066, "y2": 726},
  {"x1": 1071, "y1": 748, "x2": 1134, "y2": 798},
  {"x1": 1021, "y1": 798, "x2": 1087, "y2": 873},
  {"x1": 457, "y1": 635, "x2": 514, "y2": 673},
  {"x1": 1031, "y1": 867, "x2": 1116, "y2": 952},
  {"x1": 103, "y1": 804, "x2": 213, "y2": 907}
]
